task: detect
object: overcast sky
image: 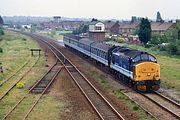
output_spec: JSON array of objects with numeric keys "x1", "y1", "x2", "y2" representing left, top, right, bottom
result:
[{"x1": 1, "y1": 0, "x2": 180, "y2": 19}]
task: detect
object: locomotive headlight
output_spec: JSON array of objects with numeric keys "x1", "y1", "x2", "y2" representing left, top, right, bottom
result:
[{"x1": 147, "y1": 73, "x2": 151, "y2": 76}]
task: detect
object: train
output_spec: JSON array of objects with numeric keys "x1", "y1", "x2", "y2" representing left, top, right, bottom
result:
[{"x1": 63, "y1": 36, "x2": 160, "y2": 92}]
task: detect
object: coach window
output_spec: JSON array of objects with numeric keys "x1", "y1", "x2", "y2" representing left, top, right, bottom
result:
[
  {"x1": 95, "y1": 48, "x2": 97, "y2": 55},
  {"x1": 105, "y1": 54, "x2": 107, "y2": 59}
]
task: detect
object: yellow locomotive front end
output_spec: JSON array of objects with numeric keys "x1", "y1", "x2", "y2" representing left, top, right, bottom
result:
[{"x1": 134, "y1": 62, "x2": 160, "y2": 91}]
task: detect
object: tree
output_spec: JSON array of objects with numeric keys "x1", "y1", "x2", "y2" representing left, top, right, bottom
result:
[
  {"x1": 31, "y1": 23, "x2": 37, "y2": 32},
  {"x1": 0, "y1": 16, "x2": 3, "y2": 26},
  {"x1": 91, "y1": 18, "x2": 98, "y2": 22},
  {"x1": 0, "y1": 28, "x2": 4, "y2": 36},
  {"x1": 72, "y1": 25, "x2": 88, "y2": 35},
  {"x1": 131, "y1": 16, "x2": 140, "y2": 23},
  {"x1": 138, "y1": 18, "x2": 152, "y2": 46},
  {"x1": 156, "y1": 11, "x2": 164, "y2": 23}
]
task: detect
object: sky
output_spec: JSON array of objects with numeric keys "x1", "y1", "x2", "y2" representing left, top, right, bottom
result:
[{"x1": 1, "y1": 0, "x2": 180, "y2": 20}]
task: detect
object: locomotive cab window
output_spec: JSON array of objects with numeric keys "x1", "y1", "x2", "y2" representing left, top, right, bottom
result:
[
  {"x1": 149, "y1": 55, "x2": 156, "y2": 62},
  {"x1": 141, "y1": 54, "x2": 148, "y2": 61},
  {"x1": 133, "y1": 54, "x2": 157, "y2": 63}
]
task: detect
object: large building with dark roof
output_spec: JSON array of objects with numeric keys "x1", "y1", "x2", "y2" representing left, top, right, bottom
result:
[
  {"x1": 105, "y1": 21, "x2": 120, "y2": 35},
  {"x1": 151, "y1": 22, "x2": 176, "y2": 35},
  {"x1": 119, "y1": 22, "x2": 140, "y2": 35}
]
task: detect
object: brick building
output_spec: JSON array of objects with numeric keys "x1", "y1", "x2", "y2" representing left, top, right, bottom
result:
[
  {"x1": 105, "y1": 21, "x2": 120, "y2": 35},
  {"x1": 151, "y1": 22, "x2": 176, "y2": 35},
  {"x1": 88, "y1": 21, "x2": 105, "y2": 41},
  {"x1": 119, "y1": 22, "x2": 140, "y2": 35}
]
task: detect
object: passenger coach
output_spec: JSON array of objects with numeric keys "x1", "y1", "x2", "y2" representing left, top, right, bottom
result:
[{"x1": 63, "y1": 36, "x2": 160, "y2": 92}]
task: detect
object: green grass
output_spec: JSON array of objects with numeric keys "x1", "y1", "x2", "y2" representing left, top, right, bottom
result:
[
  {"x1": 88, "y1": 70, "x2": 154, "y2": 120},
  {"x1": 114, "y1": 90, "x2": 155, "y2": 120},
  {"x1": 108, "y1": 41, "x2": 180, "y2": 91},
  {"x1": 27, "y1": 95, "x2": 66, "y2": 120},
  {"x1": 88, "y1": 70, "x2": 111, "y2": 89},
  {"x1": 0, "y1": 31, "x2": 38, "y2": 81},
  {"x1": 37, "y1": 30, "x2": 72, "y2": 40},
  {"x1": 0, "y1": 31, "x2": 65, "y2": 120}
]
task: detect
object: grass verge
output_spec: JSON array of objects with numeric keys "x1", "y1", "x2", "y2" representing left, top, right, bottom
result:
[
  {"x1": 88, "y1": 70, "x2": 154, "y2": 120},
  {"x1": 0, "y1": 31, "x2": 65, "y2": 120}
]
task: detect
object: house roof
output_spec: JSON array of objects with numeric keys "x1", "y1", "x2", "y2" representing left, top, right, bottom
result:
[
  {"x1": 89, "y1": 21, "x2": 104, "y2": 25},
  {"x1": 151, "y1": 22, "x2": 175, "y2": 31},
  {"x1": 119, "y1": 22, "x2": 140, "y2": 29},
  {"x1": 105, "y1": 21, "x2": 116, "y2": 29}
]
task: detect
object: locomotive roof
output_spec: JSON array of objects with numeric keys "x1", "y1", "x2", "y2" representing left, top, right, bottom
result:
[
  {"x1": 112, "y1": 46, "x2": 146, "y2": 58},
  {"x1": 91, "y1": 42, "x2": 113, "y2": 52}
]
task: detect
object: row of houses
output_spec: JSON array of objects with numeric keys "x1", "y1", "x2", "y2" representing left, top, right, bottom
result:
[
  {"x1": 40, "y1": 18, "x2": 177, "y2": 37},
  {"x1": 85, "y1": 20, "x2": 178, "y2": 43},
  {"x1": 41, "y1": 21, "x2": 87, "y2": 31},
  {"x1": 105, "y1": 21, "x2": 176, "y2": 36}
]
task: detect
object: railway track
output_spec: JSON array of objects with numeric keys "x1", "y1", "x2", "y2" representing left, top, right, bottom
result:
[
  {"x1": 141, "y1": 91, "x2": 180, "y2": 119},
  {"x1": 56, "y1": 37, "x2": 180, "y2": 119},
  {"x1": 0, "y1": 59, "x2": 30, "y2": 87},
  {"x1": 48, "y1": 35, "x2": 180, "y2": 119},
  {"x1": 49, "y1": 39, "x2": 159, "y2": 119},
  {"x1": 0, "y1": 57, "x2": 39, "y2": 101},
  {"x1": 34, "y1": 32, "x2": 180, "y2": 120},
  {"x1": 15, "y1": 31, "x2": 180, "y2": 120},
  {"x1": 23, "y1": 33, "x2": 126, "y2": 120},
  {"x1": 2, "y1": 61, "x2": 62, "y2": 120}
]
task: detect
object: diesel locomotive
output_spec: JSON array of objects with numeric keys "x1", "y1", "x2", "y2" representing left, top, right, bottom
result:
[{"x1": 63, "y1": 36, "x2": 160, "y2": 92}]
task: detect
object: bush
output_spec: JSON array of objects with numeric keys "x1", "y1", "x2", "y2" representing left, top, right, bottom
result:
[
  {"x1": 16, "y1": 82, "x2": 25, "y2": 89},
  {"x1": 0, "y1": 47, "x2": 3, "y2": 53},
  {"x1": 0, "y1": 29, "x2": 4, "y2": 36},
  {"x1": 133, "y1": 105, "x2": 139, "y2": 111},
  {"x1": 167, "y1": 41, "x2": 180, "y2": 55},
  {"x1": 146, "y1": 43, "x2": 155, "y2": 48},
  {"x1": 22, "y1": 38, "x2": 27, "y2": 41},
  {"x1": 117, "y1": 38, "x2": 125, "y2": 43}
]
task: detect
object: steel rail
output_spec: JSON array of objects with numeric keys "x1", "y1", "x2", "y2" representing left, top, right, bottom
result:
[
  {"x1": 2, "y1": 61, "x2": 58, "y2": 120},
  {"x1": 22, "y1": 66, "x2": 63, "y2": 120},
  {"x1": 36, "y1": 33, "x2": 180, "y2": 120},
  {"x1": 33, "y1": 34, "x2": 125, "y2": 120},
  {"x1": 0, "y1": 59, "x2": 30, "y2": 87},
  {"x1": 155, "y1": 91, "x2": 180, "y2": 108},
  {"x1": 0, "y1": 57, "x2": 40, "y2": 101},
  {"x1": 141, "y1": 93, "x2": 180, "y2": 119}
]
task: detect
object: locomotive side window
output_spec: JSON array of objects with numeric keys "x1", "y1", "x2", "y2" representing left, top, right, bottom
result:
[
  {"x1": 112, "y1": 56, "x2": 115, "y2": 64},
  {"x1": 134, "y1": 55, "x2": 140, "y2": 62}
]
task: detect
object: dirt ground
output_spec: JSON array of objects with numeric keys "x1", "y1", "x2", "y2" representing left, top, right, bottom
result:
[
  {"x1": 38, "y1": 41, "x2": 99, "y2": 120},
  {"x1": 34, "y1": 39, "x2": 180, "y2": 120},
  {"x1": 52, "y1": 42, "x2": 144, "y2": 120},
  {"x1": 50, "y1": 69, "x2": 99, "y2": 120}
]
